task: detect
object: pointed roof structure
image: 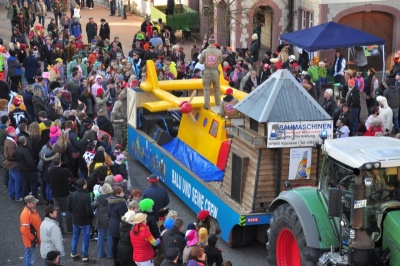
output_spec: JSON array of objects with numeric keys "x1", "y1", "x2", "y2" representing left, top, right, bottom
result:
[{"x1": 235, "y1": 69, "x2": 331, "y2": 123}]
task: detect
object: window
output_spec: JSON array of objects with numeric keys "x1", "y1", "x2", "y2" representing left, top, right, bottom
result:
[
  {"x1": 308, "y1": 12, "x2": 313, "y2": 28},
  {"x1": 250, "y1": 118, "x2": 258, "y2": 133},
  {"x1": 299, "y1": 9, "x2": 314, "y2": 30},
  {"x1": 209, "y1": 120, "x2": 219, "y2": 137}
]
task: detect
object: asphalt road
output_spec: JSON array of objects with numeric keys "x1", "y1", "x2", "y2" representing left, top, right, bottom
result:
[{"x1": 0, "y1": 157, "x2": 267, "y2": 266}]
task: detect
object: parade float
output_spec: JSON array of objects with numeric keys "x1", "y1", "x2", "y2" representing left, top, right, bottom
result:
[{"x1": 127, "y1": 60, "x2": 333, "y2": 246}]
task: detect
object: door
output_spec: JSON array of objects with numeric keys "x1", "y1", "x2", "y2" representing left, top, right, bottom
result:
[
  {"x1": 254, "y1": 6, "x2": 273, "y2": 50},
  {"x1": 339, "y1": 12, "x2": 393, "y2": 71}
]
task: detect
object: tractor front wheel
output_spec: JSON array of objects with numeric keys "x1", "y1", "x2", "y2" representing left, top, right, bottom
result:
[{"x1": 267, "y1": 203, "x2": 322, "y2": 266}]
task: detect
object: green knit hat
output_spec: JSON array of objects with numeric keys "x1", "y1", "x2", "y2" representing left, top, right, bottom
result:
[{"x1": 139, "y1": 198, "x2": 154, "y2": 212}]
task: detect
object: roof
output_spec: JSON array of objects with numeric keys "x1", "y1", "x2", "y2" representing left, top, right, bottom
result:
[
  {"x1": 234, "y1": 69, "x2": 331, "y2": 123},
  {"x1": 280, "y1": 21, "x2": 385, "y2": 52},
  {"x1": 324, "y1": 137, "x2": 400, "y2": 168}
]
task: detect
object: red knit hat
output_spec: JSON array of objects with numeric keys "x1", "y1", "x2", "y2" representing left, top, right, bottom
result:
[
  {"x1": 13, "y1": 97, "x2": 22, "y2": 106},
  {"x1": 197, "y1": 210, "x2": 210, "y2": 221},
  {"x1": 226, "y1": 88, "x2": 233, "y2": 95},
  {"x1": 96, "y1": 88, "x2": 103, "y2": 97},
  {"x1": 6, "y1": 126, "x2": 15, "y2": 135}
]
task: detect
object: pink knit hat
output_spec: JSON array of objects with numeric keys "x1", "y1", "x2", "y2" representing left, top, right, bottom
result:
[
  {"x1": 114, "y1": 174, "x2": 123, "y2": 183},
  {"x1": 186, "y1": 229, "x2": 198, "y2": 246},
  {"x1": 49, "y1": 126, "x2": 61, "y2": 138}
]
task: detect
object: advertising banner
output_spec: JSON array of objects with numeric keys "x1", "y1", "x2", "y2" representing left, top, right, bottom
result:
[
  {"x1": 267, "y1": 121, "x2": 333, "y2": 148},
  {"x1": 363, "y1": 45, "x2": 380, "y2": 57},
  {"x1": 289, "y1": 148, "x2": 312, "y2": 180}
]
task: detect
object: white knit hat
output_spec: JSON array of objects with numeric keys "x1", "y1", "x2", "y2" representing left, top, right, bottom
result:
[{"x1": 122, "y1": 211, "x2": 136, "y2": 225}]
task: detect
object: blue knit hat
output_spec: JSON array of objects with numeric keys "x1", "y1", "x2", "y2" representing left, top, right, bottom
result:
[
  {"x1": 187, "y1": 223, "x2": 196, "y2": 230},
  {"x1": 164, "y1": 217, "x2": 174, "y2": 229}
]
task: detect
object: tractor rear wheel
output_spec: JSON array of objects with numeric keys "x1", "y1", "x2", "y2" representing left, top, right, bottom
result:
[{"x1": 267, "y1": 203, "x2": 322, "y2": 266}]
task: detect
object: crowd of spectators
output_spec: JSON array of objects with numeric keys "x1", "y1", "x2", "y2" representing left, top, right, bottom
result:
[{"x1": 2, "y1": 3, "x2": 237, "y2": 265}]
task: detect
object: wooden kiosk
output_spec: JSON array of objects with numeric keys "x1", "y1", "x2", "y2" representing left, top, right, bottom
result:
[{"x1": 222, "y1": 70, "x2": 334, "y2": 213}]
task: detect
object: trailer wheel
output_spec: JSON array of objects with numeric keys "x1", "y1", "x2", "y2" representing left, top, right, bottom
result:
[
  {"x1": 229, "y1": 225, "x2": 254, "y2": 248},
  {"x1": 267, "y1": 203, "x2": 322, "y2": 266}
]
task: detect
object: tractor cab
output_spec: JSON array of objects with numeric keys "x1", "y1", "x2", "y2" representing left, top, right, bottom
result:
[{"x1": 318, "y1": 137, "x2": 400, "y2": 265}]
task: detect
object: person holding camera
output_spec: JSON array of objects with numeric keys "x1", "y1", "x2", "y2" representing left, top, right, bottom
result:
[{"x1": 20, "y1": 195, "x2": 42, "y2": 266}]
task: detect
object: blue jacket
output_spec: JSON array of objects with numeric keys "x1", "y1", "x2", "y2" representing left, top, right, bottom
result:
[
  {"x1": 7, "y1": 56, "x2": 21, "y2": 77},
  {"x1": 23, "y1": 55, "x2": 40, "y2": 79},
  {"x1": 69, "y1": 21, "x2": 82, "y2": 38},
  {"x1": 142, "y1": 184, "x2": 170, "y2": 219},
  {"x1": 23, "y1": 91, "x2": 34, "y2": 116}
]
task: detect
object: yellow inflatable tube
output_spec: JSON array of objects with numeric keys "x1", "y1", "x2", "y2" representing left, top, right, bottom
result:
[{"x1": 140, "y1": 61, "x2": 247, "y2": 112}]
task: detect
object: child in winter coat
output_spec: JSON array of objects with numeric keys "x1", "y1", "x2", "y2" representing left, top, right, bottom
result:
[
  {"x1": 73, "y1": 5, "x2": 81, "y2": 22},
  {"x1": 111, "y1": 153, "x2": 128, "y2": 180},
  {"x1": 113, "y1": 143, "x2": 122, "y2": 158},
  {"x1": 112, "y1": 174, "x2": 129, "y2": 197},
  {"x1": 318, "y1": 61, "x2": 327, "y2": 86}
]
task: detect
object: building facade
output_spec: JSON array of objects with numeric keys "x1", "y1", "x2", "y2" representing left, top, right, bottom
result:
[
  {"x1": 131, "y1": 0, "x2": 399, "y2": 70},
  {"x1": 222, "y1": 0, "x2": 399, "y2": 71}
]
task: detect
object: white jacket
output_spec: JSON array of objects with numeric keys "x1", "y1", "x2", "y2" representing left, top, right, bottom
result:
[
  {"x1": 39, "y1": 217, "x2": 65, "y2": 258},
  {"x1": 377, "y1": 96, "x2": 393, "y2": 133}
]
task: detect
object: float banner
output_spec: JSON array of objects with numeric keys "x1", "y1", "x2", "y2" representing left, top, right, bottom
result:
[{"x1": 267, "y1": 121, "x2": 333, "y2": 148}]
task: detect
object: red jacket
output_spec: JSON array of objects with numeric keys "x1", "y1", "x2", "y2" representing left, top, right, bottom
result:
[{"x1": 130, "y1": 223, "x2": 160, "y2": 262}]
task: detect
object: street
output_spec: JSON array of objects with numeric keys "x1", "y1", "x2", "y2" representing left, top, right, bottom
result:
[{"x1": 0, "y1": 157, "x2": 267, "y2": 266}]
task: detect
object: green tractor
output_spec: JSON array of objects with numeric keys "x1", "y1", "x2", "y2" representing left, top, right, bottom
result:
[{"x1": 267, "y1": 136, "x2": 400, "y2": 266}]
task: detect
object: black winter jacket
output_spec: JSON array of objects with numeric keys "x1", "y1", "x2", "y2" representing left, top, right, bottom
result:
[
  {"x1": 68, "y1": 188, "x2": 94, "y2": 226},
  {"x1": 322, "y1": 97, "x2": 336, "y2": 117},
  {"x1": 97, "y1": 115, "x2": 114, "y2": 137},
  {"x1": 143, "y1": 210, "x2": 160, "y2": 239},
  {"x1": 204, "y1": 234, "x2": 223, "y2": 266},
  {"x1": 116, "y1": 220, "x2": 135, "y2": 266},
  {"x1": 108, "y1": 195, "x2": 128, "y2": 238},
  {"x1": 161, "y1": 225, "x2": 186, "y2": 263},
  {"x1": 16, "y1": 145, "x2": 36, "y2": 172},
  {"x1": 93, "y1": 193, "x2": 111, "y2": 229}
]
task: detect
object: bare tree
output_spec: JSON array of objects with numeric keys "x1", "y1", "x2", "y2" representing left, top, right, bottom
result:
[{"x1": 204, "y1": 0, "x2": 259, "y2": 46}]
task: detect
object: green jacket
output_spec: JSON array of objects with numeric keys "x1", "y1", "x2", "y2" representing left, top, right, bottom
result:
[
  {"x1": 307, "y1": 65, "x2": 319, "y2": 83},
  {"x1": 5, "y1": 1, "x2": 20, "y2": 21}
]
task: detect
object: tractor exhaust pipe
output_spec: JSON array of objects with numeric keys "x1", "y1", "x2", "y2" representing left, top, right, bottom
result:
[{"x1": 349, "y1": 173, "x2": 374, "y2": 265}]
